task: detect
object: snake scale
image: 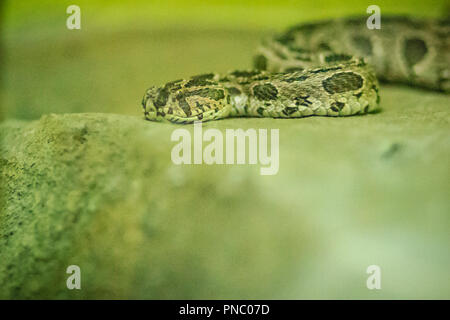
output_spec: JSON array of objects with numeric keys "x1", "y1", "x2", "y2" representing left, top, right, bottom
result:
[{"x1": 142, "y1": 16, "x2": 450, "y2": 124}]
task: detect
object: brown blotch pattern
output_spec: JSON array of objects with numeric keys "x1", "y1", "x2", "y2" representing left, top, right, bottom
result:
[
  {"x1": 322, "y1": 72, "x2": 364, "y2": 94},
  {"x1": 253, "y1": 83, "x2": 279, "y2": 100}
]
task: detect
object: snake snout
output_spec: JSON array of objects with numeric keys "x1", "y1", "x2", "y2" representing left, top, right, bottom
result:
[{"x1": 142, "y1": 86, "x2": 159, "y2": 120}]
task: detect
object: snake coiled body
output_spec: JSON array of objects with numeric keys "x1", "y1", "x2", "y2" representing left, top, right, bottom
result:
[{"x1": 142, "y1": 16, "x2": 450, "y2": 124}]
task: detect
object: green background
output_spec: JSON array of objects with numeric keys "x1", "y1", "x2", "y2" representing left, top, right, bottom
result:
[{"x1": 0, "y1": 0, "x2": 449, "y2": 299}]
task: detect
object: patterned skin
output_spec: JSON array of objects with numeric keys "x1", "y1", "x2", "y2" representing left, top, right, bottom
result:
[{"x1": 142, "y1": 16, "x2": 449, "y2": 124}]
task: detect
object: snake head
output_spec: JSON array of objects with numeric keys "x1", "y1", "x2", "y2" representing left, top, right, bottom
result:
[{"x1": 142, "y1": 86, "x2": 162, "y2": 121}]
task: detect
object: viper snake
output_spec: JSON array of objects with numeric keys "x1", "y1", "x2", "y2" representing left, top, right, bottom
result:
[{"x1": 142, "y1": 16, "x2": 449, "y2": 124}]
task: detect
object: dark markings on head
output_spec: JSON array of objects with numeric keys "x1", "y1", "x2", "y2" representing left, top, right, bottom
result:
[
  {"x1": 187, "y1": 88, "x2": 225, "y2": 101},
  {"x1": 404, "y1": 38, "x2": 428, "y2": 67},
  {"x1": 283, "y1": 75, "x2": 308, "y2": 83},
  {"x1": 254, "y1": 54, "x2": 268, "y2": 70},
  {"x1": 165, "y1": 79, "x2": 183, "y2": 92},
  {"x1": 311, "y1": 66, "x2": 342, "y2": 74},
  {"x1": 330, "y1": 101, "x2": 345, "y2": 112},
  {"x1": 185, "y1": 78, "x2": 214, "y2": 88},
  {"x1": 322, "y1": 72, "x2": 364, "y2": 94},
  {"x1": 227, "y1": 87, "x2": 242, "y2": 95},
  {"x1": 185, "y1": 73, "x2": 216, "y2": 87},
  {"x1": 282, "y1": 107, "x2": 298, "y2": 116},
  {"x1": 192, "y1": 73, "x2": 215, "y2": 80},
  {"x1": 176, "y1": 89, "x2": 224, "y2": 117},
  {"x1": 257, "y1": 107, "x2": 265, "y2": 116},
  {"x1": 352, "y1": 36, "x2": 373, "y2": 56},
  {"x1": 325, "y1": 53, "x2": 353, "y2": 63},
  {"x1": 253, "y1": 83, "x2": 279, "y2": 100},
  {"x1": 197, "y1": 113, "x2": 203, "y2": 120},
  {"x1": 231, "y1": 70, "x2": 261, "y2": 78},
  {"x1": 168, "y1": 84, "x2": 182, "y2": 92},
  {"x1": 154, "y1": 87, "x2": 169, "y2": 108}
]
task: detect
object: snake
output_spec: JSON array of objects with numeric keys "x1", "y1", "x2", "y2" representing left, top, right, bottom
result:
[{"x1": 142, "y1": 16, "x2": 450, "y2": 124}]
